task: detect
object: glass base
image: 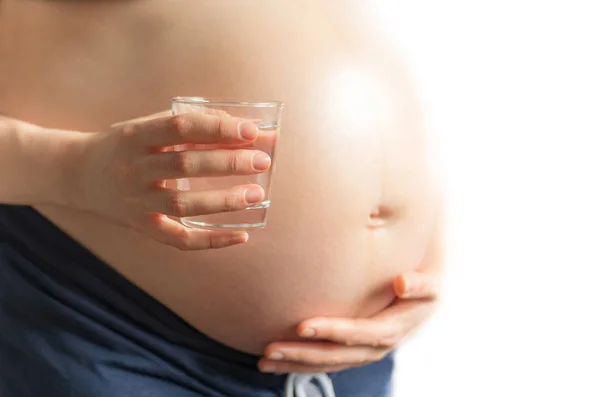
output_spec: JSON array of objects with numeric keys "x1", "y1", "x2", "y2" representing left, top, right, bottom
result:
[
  {"x1": 179, "y1": 200, "x2": 270, "y2": 230},
  {"x1": 180, "y1": 218, "x2": 266, "y2": 230}
]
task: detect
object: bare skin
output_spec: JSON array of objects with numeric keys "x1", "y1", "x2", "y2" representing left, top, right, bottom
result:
[{"x1": 0, "y1": 0, "x2": 443, "y2": 373}]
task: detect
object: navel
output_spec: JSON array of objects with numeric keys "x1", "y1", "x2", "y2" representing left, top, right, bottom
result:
[{"x1": 367, "y1": 204, "x2": 405, "y2": 228}]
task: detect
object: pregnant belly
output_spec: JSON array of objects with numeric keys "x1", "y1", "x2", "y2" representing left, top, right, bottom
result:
[
  {"x1": 36, "y1": 138, "x2": 436, "y2": 354},
  {"x1": 34, "y1": 86, "x2": 437, "y2": 353},
  {"x1": 32, "y1": 54, "x2": 436, "y2": 355},
  {"x1": 4, "y1": 0, "x2": 439, "y2": 354}
]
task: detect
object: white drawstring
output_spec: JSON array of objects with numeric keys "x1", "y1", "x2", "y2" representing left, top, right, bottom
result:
[{"x1": 285, "y1": 373, "x2": 336, "y2": 397}]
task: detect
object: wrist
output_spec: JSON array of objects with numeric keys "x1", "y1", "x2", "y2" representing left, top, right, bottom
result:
[
  {"x1": 0, "y1": 117, "x2": 92, "y2": 208},
  {"x1": 53, "y1": 129, "x2": 92, "y2": 210}
]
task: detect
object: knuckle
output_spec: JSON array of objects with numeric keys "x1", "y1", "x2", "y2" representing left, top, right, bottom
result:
[
  {"x1": 164, "y1": 193, "x2": 188, "y2": 217},
  {"x1": 207, "y1": 236, "x2": 226, "y2": 250},
  {"x1": 223, "y1": 192, "x2": 243, "y2": 212},
  {"x1": 225, "y1": 151, "x2": 242, "y2": 174},
  {"x1": 169, "y1": 114, "x2": 190, "y2": 139},
  {"x1": 215, "y1": 117, "x2": 228, "y2": 140},
  {"x1": 172, "y1": 151, "x2": 196, "y2": 175},
  {"x1": 207, "y1": 237, "x2": 218, "y2": 250},
  {"x1": 120, "y1": 122, "x2": 138, "y2": 139}
]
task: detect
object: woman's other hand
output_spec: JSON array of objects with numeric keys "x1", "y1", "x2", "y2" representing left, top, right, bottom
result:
[{"x1": 259, "y1": 271, "x2": 439, "y2": 374}]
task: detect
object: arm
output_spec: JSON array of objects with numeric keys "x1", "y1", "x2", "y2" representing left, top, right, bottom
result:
[
  {"x1": 0, "y1": 112, "x2": 270, "y2": 250},
  {"x1": 0, "y1": 116, "x2": 84, "y2": 207}
]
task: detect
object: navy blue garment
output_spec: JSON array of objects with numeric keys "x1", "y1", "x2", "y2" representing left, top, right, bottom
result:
[{"x1": 0, "y1": 205, "x2": 394, "y2": 397}]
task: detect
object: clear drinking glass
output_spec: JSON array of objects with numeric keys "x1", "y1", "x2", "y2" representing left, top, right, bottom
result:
[{"x1": 171, "y1": 97, "x2": 284, "y2": 230}]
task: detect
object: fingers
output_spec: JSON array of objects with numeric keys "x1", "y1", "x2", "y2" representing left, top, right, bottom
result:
[
  {"x1": 261, "y1": 342, "x2": 389, "y2": 369},
  {"x1": 394, "y1": 271, "x2": 439, "y2": 299},
  {"x1": 137, "y1": 149, "x2": 271, "y2": 183},
  {"x1": 258, "y1": 360, "x2": 352, "y2": 375},
  {"x1": 146, "y1": 185, "x2": 265, "y2": 218},
  {"x1": 142, "y1": 214, "x2": 249, "y2": 251},
  {"x1": 297, "y1": 317, "x2": 391, "y2": 347},
  {"x1": 297, "y1": 300, "x2": 435, "y2": 348},
  {"x1": 122, "y1": 112, "x2": 259, "y2": 149}
]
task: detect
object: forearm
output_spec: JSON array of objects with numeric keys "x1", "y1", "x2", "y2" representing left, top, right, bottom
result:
[{"x1": 0, "y1": 117, "x2": 85, "y2": 207}]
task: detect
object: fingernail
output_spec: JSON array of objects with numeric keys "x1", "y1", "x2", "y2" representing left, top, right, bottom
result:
[
  {"x1": 238, "y1": 122, "x2": 258, "y2": 140},
  {"x1": 299, "y1": 328, "x2": 316, "y2": 338},
  {"x1": 259, "y1": 363, "x2": 277, "y2": 373},
  {"x1": 252, "y1": 152, "x2": 271, "y2": 171},
  {"x1": 244, "y1": 187, "x2": 264, "y2": 204},
  {"x1": 229, "y1": 233, "x2": 248, "y2": 245},
  {"x1": 268, "y1": 352, "x2": 284, "y2": 360}
]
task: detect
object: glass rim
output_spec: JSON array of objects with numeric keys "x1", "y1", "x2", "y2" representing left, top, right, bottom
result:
[{"x1": 172, "y1": 96, "x2": 284, "y2": 108}]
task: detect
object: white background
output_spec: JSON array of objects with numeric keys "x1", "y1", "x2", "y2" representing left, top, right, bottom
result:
[{"x1": 371, "y1": 1, "x2": 600, "y2": 396}]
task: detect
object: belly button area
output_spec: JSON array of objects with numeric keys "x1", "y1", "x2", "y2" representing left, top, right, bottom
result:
[{"x1": 367, "y1": 204, "x2": 405, "y2": 228}]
